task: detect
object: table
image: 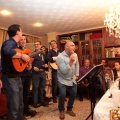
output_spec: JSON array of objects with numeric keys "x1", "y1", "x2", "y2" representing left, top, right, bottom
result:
[
  {"x1": 93, "y1": 90, "x2": 113, "y2": 120},
  {"x1": 93, "y1": 81, "x2": 119, "y2": 120}
]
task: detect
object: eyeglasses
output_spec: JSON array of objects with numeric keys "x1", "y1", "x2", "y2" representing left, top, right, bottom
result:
[{"x1": 34, "y1": 44, "x2": 40, "y2": 46}]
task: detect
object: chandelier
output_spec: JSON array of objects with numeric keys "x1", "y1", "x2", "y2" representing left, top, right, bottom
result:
[{"x1": 104, "y1": 0, "x2": 120, "y2": 38}]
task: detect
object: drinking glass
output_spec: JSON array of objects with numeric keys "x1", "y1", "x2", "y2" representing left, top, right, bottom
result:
[{"x1": 108, "y1": 79, "x2": 113, "y2": 98}]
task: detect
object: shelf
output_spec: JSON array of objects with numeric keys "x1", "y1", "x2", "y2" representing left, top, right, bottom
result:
[
  {"x1": 80, "y1": 38, "x2": 103, "y2": 41},
  {"x1": 105, "y1": 45, "x2": 120, "y2": 48},
  {"x1": 60, "y1": 41, "x2": 78, "y2": 44},
  {"x1": 106, "y1": 57, "x2": 120, "y2": 59}
]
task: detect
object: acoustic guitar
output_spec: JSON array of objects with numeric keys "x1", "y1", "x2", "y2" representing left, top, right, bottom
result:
[
  {"x1": 12, "y1": 48, "x2": 43, "y2": 72},
  {"x1": 50, "y1": 62, "x2": 58, "y2": 70}
]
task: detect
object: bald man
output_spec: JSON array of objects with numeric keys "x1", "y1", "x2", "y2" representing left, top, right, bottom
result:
[{"x1": 56, "y1": 41, "x2": 79, "y2": 119}]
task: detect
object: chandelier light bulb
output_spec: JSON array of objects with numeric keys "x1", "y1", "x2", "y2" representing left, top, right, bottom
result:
[{"x1": 104, "y1": 0, "x2": 120, "y2": 38}]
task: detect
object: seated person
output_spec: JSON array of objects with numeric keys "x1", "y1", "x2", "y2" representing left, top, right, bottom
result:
[
  {"x1": 113, "y1": 61, "x2": 120, "y2": 81},
  {"x1": 96, "y1": 59, "x2": 108, "y2": 95},
  {"x1": 78, "y1": 59, "x2": 91, "y2": 101},
  {"x1": 100, "y1": 59, "x2": 112, "y2": 91},
  {"x1": 41, "y1": 46, "x2": 48, "y2": 55}
]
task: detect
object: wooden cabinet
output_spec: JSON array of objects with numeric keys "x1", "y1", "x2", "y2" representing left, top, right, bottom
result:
[
  {"x1": 105, "y1": 46, "x2": 120, "y2": 68},
  {"x1": 79, "y1": 38, "x2": 104, "y2": 66},
  {"x1": 57, "y1": 33, "x2": 80, "y2": 60},
  {"x1": 79, "y1": 28, "x2": 105, "y2": 66},
  {"x1": 92, "y1": 40, "x2": 102, "y2": 65},
  {"x1": 104, "y1": 32, "x2": 120, "y2": 68},
  {"x1": 79, "y1": 40, "x2": 90, "y2": 65},
  {"x1": 105, "y1": 32, "x2": 120, "y2": 47},
  {"x1": 57, "y1": 28, "x2": 106, "y2": 67}
]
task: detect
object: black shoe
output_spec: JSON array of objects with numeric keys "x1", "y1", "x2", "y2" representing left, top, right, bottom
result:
[
  {"x1": 53, "y1": 98, "x2": 57, "y2": 103},
  {"x1": 24, "y1": 109, "x2": 37, "y2": 117},
  {"x1": 40, "y1": 102, "x2": 48, "y2": 107},
  {"x1": 0, "y1": 115, "x2": 6, "y2": 119},
  {"x1": 32, "y1": 104, "x2": 40, "y2": 108},
  {"x1": 79, "y1": 97, "x2": 83, "y2": 101},
  {"x1": 22, "y1": 116, "x2": 27, "y2": 120}
]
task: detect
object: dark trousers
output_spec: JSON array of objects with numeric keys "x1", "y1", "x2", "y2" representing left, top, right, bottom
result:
[
  {"x1": 58, "y1": 81, "x2": 77, "y2": 112},
  {"x1": 32, "y1": 71, "x2": 46, "y2": 104},
  {"x1": 52, "y1": 69, "x2": 58, "y2": 98},
  {"x1": 21, "y1": 76, "x2": 31, "y2": 112},
  {"x1": 2, "y1": 74, "x2": 23, "y2": 120},
  {"x1": 77, "y1": 83, "x2": 89, "y2": 99}
]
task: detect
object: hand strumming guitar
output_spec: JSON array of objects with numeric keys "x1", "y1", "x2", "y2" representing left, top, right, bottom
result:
[{"x1": 21, "y1": 54, "x2": 30, "y2": 62}]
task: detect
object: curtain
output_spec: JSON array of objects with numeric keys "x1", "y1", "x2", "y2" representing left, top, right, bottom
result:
[
  {"x1": 25, "y1": 35, "x2": 41, "y2": 43},
  {"x1": 0, "y1": 29, "x2": 7, "y2": 48}
]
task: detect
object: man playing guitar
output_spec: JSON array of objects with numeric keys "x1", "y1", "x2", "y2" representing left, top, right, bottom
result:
[
  {"x1": 47, "y1": 40, "x2": 62, "y2": 103},
  {"x1": 1, "y1": 24, "x2": 30, "y2": 120},
  {"x1": 18, "y1": 34, "x2": 37, "y2": 117}
]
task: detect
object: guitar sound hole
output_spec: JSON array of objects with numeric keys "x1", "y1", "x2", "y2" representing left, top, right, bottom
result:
[{"x1": 18, "y1": 59, "x2": 22, "y2": 66}]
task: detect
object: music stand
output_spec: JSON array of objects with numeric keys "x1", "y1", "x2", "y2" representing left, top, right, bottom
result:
[{"x1": 77, "y1": 64, "x2": 103, "y2": 120}]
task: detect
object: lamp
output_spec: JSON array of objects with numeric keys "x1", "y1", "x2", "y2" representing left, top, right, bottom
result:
[{"x1": 104, "y1": 0, "x2": 120, "y2": 38}]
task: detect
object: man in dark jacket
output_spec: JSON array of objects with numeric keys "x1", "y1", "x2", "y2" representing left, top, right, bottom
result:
[
  {"x1": 1, "y1": 24, "x2": 30, "y2": 120},
  {"x1": 32, "y1": 41, "x2": 48, "y2": 108},
  {"x1": 18, "y1": 34, "x2": 37, "y2": 117},
  {"x1": 47, "y1": 40, "x2": 62, "y2": 103}
]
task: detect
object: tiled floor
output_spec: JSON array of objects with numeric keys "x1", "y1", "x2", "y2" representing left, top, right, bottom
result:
[
  {"x1": 26, "y1": 97, "x2": 93, "y2": 120},
  {"x1": 0, "y1": 96, "x2": 100, "y2": 120}
]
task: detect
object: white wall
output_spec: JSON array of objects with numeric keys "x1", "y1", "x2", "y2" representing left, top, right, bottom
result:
[
  {"x1": 26, "y1": 36, "x2": 48, "y2": 51},
  {"x1": 40, "y1": 36, "x2": 48, "y2": 47}
]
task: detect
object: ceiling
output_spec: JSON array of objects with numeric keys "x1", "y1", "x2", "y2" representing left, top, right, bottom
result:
[{"x1": 0, "y1": 0, "x2": 115, "y2": 37}]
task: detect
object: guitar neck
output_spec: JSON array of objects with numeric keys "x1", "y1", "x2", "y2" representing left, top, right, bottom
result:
[{"x1": 29, "y1": 50, "x2": 43, "y2": 57}]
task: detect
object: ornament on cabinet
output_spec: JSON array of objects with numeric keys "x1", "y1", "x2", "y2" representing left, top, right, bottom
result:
[
  {"x1": 106, "y1": 50, "x2": 108, "y2": 58},
  {"x1": 115, "y1": 48, "x2": 120, "y2": 57},
  {"x1": 105, "y1": 47, "x2": 120, "y2": 58},
  {"x1": 111, "y1": 47, "x2": 115, "y2": 58}
]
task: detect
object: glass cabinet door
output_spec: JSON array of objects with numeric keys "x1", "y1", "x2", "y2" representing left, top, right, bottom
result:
[
  {"x1": 81, "y1": 42, "x2": 90, "y2": 65},
  {"x1": 92, "y1": 40, "x2": 102, "y2": 65}
]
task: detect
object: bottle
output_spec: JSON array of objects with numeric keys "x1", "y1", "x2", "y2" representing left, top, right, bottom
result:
[
  {"x1": 106, "y1": 50, "x2": 108, "y2": 58},
  {"x1": 111, "y1": 47, "x2": 115, "y2": 58}
]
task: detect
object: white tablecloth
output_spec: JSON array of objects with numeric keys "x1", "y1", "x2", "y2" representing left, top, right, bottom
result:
[
  {"x1": 93, "y1": 80, "x2": 120, "y2": 120},
  {"x1": 93, "y1": 90, "x2": 113, "y2": 120}
]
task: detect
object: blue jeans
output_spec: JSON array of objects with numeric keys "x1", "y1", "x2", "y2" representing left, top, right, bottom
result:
[
  {"x1": 32, "y1": 71, "x2": 46, "y2": 104},
  {"x1": 52, "y1": 69, "x2": 58, "y2": 98},
  {"x1": 58, "y1": 81, "x2": 77, "y2": 112},
  {"x1": 2, "y1": 74, "x2": 23, "y2": 120}
]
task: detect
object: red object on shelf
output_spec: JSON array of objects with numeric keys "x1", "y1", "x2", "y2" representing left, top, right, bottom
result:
[{"x1": 90, "y1": 33, "x2": 102, "y2": 39}]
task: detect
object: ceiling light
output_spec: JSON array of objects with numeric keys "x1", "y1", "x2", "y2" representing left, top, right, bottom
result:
[
  {"x1": 104, "y1": 0, "x2": 120, "y2": 38},
  {"x1": 0, "y1": 10, "x2": 11, "y2": 15},
  {"x1": 34, "y1": 23, "x2": 43, "y2": 27}
]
